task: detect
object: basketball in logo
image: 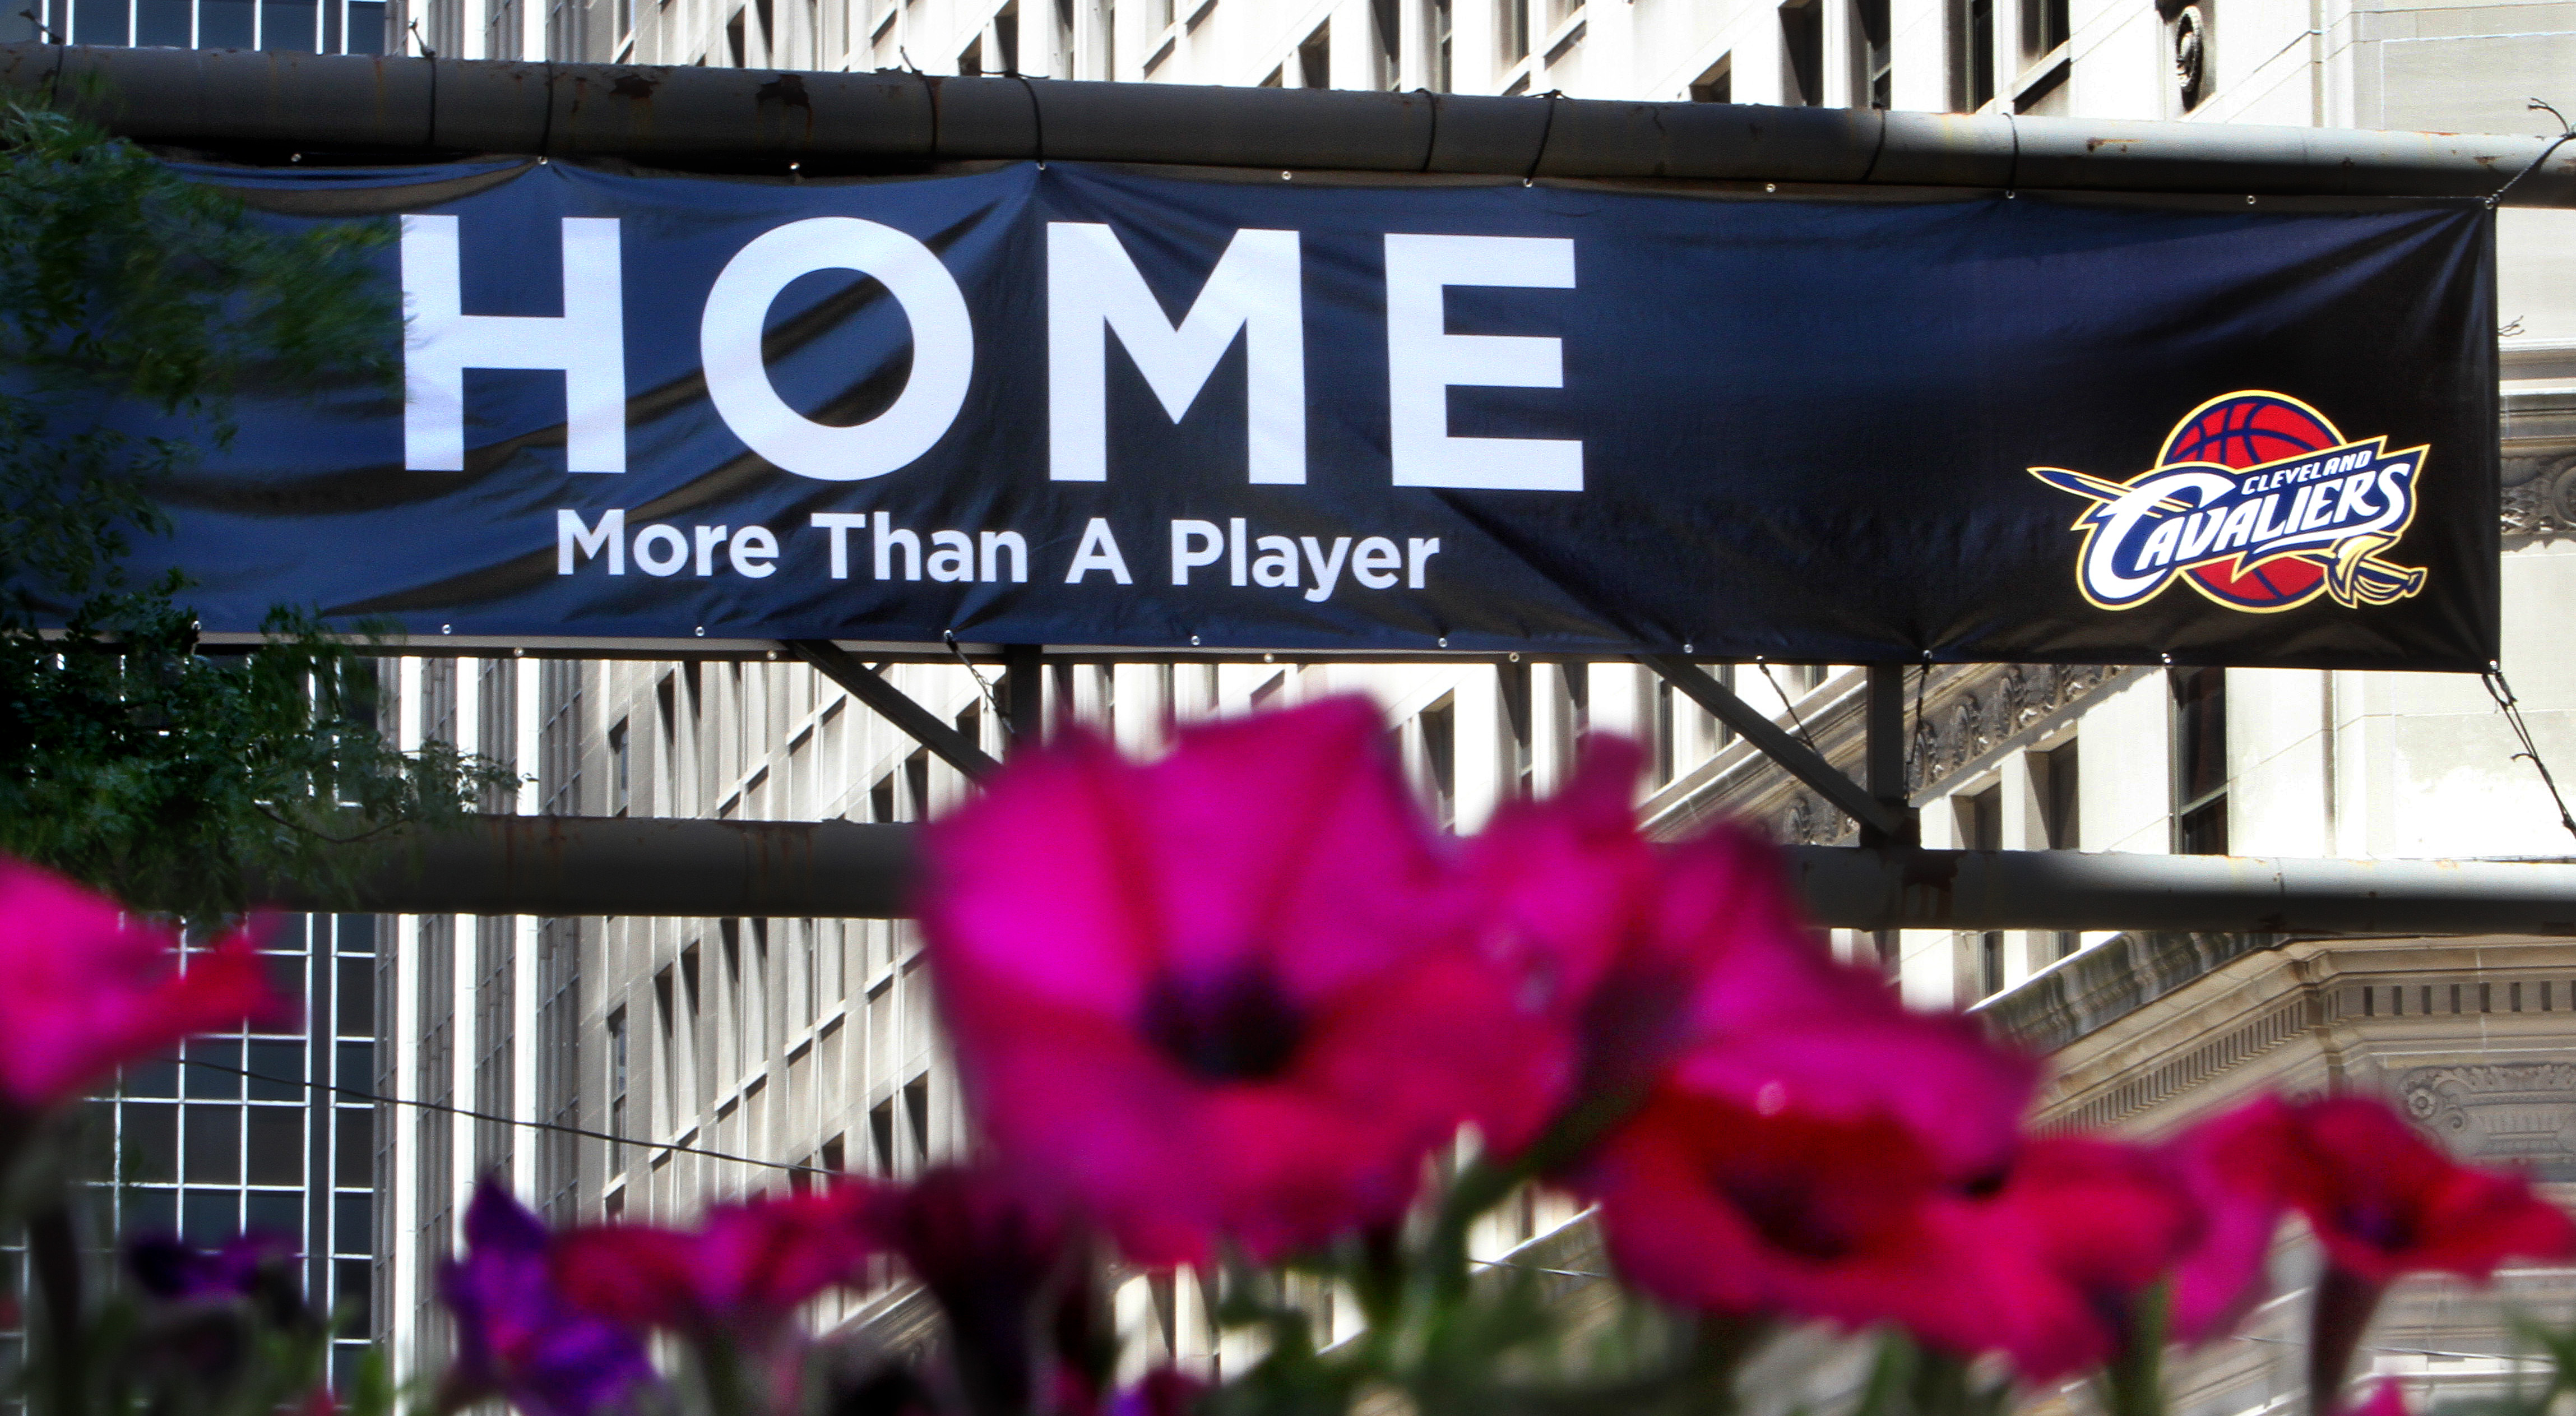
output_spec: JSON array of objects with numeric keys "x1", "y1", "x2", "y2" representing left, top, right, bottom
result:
[{"x1": 2157, "y1": 392, "x2": 2334, "y2": 608}]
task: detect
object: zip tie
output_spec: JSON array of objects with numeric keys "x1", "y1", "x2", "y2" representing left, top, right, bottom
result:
[
  {"x1": 943, "y1": 631, "x2": 1014, "y2": 737},
  {"x1": 2482, "y1": 664, "x2": 2576, "y2": 844},
  {"x1": 1522, "y1": 89, "x2": 1564, "y2": 187},
  {"x1": 2489, "y1": 98, "x2": 2574, "y2": 207},
  {"x1": 1754, "y1": 658, "x2": 1822, "y2": 755},
  {"x1": 1013, "y1": 72, "x2": 1046, "y2": 168}
]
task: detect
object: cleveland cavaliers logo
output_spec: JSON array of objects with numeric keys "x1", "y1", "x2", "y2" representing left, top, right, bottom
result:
[{"x1": 2030, "y1": 391, "x2": 2430, "y2": 614}]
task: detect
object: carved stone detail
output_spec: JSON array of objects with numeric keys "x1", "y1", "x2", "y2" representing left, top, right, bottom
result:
[{"x1": 2397, "y1": 1063, "x2": 2576, "y2": 1180}]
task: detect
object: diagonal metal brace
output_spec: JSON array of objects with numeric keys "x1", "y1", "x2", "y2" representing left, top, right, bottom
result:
[
  {"x1": 782, "y1": 639, "x2": 1000, "y2": 781},
  {"x1": 1634, "y1": 655, "x2": 1908, "y2": 841}
]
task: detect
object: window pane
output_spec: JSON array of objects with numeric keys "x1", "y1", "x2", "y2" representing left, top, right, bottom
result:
[
  {"x1": 135, "y1": 0, "x2": 188, "y2": 43},
  {"x1": 182, "y1": 1189, "x2": 239, "y2": 1244},
  {"x1": 124, "y1": 1186, "x2": 178, "y2": 1235},
  {"x1": 335, "y1": 1258, "x2": 373, "y2": 1332},
  {"x1": 245, "y1": 1189, "x2": 303, "y2": 1240},
  {"x1": 247, "y1": 1108, "x2": 304, "y2": 1184},
  {"x1": 125, "y1": 1102, "x2": 179, "y2": 1184},
  {"x1": 262, "y1": 0, "x2": 315, "y2": 47},
  {"x1": 184, "y1": 1104, "x2": 242, "y2": 1184},
  {"x1": 248, "y1": 1040, "x2": 305, "y2": 1101},
  {"x1": 344, "y1": 0, "x2": 381, "y2": 50},
  {"x1": 337, "y1": 1041, "x2": 373, "y2": 1091},
  {"x1": 335, "y1": 1192, "x2": 372, "y2": 1251},
  {"x1": 186, "y1": 1040, "x2": 242, "y2": 1098},
  {"x1": 335, "y1": 1108, "x2": 373, "y2": 1187},
  {"x1": 74, "y1": 0, "x2": 129, "y2": 44},
  {"x1": 124, "y1": 1056, "x2": 179, "y2": 1099},
  {"x1": 337, "y1": 959, "x2": 374, "y2": 1035},
  {"x1": 199, "y1": 0, "x2": 249, "y2": 45}
]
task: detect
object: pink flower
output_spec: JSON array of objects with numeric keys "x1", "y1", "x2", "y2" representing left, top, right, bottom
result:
[
  {"x1": 2285, "y1": 1095, "x2": 2576, "y2": 1283},
  {"x1": 1474, "y1": 738, "x2": 2037, "y2": 1178},
  {"x1": 2166, "y1": 1097, "x2": 2301, "y2": 1342},
  {"x1": 920, "y1": 700, "x2": 1573, "y2": 1265},
  {"x1": 2346, "y1": 1380, "x2": 2414, "y2": 1416},
  {"x1": 552, "y1": 1188, "x2": 874, "y2": 1340},
  {"x1": 1581, "y1": 1082, "x2": 1978, "y2": 1338},
  {"x1": 860, "y1": 1167, "x2": 1105, "y2": 1415},
  {"x1": 1953, "y1": 1137, "x2": 2204, "y2": 1380},
  {"x1": 0, "y1": 857, "x2": 283, "y2": 1115}
]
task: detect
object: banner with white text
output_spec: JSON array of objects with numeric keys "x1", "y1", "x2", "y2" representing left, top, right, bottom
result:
[{"x1": 113, "y1": 159, "x2": 2498, "y2": 668}]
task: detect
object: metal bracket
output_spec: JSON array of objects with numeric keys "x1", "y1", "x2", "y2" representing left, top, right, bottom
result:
[
  {"x1": 1635, "y1": 654, "x2": 1910, "y2": 841},
  {"x1": 781, "y1": 640, "x2": 1000, "y2": 781}
]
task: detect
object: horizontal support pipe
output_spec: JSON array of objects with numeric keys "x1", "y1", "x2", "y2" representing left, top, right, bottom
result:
[
  {"x1": 261, "y1": 814, "x2": 920, "y2": 918},
  {"x1": 5, "y1": 43, "x2": 2573, "y2": 205},
  {"x1": 265, "y1": 815, "x2": 2576, "y2": 936}
]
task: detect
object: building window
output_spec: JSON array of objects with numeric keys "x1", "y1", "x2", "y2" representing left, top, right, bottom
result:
[
  {"x1": 1418, "y1": 697, "x2": 1457, "y2": 831},
  {"x1": 1495, "y1": 0, "x2": 1525, "y2": 68},
  {"x1": 1851, "y1": 0, "x2": 1889, "y2": 107},
  {"x1": 609, "y1": 718, "x2": 630, "y2": 816},
  {"x1": 960, "y1": 34, "x2": 983, "y2": 70},
  {"x1": 1958, "y1": 785, "x2": 2004, "y2": 996},
  {"x1": 996, "y1": 1, "x2": 1021, "y2": 70},
  {"x1": 2019, "y1": 0, "x2": 2065, "y2": 61},
  {"x1": 2041, "y1": 739, "x2": 2081, "y2": 957},
  {"x1": 1370, "y1": 0, "x2": 1400, "y2": 86},
  {"x1": 1689, "y1": 53, "x2": 1731, "y2": 101},
  {"x1": 1430, "y1": 0, "x2": 1452, "y2": 89},
  {"x1": 1297, "y1": 20, "x2": 1331, "y2": 85},
  {"x1": 2174, "y1": 668, "x2": 2228, "y2": 854},
  {"x1": 1778, "y1": 0, "x2": 1823, "y2": 105},
  {"x1": 1949, "y1": 0, "x2": 1993, "y2": 109},
  {"x1": 606, "y1": 1007, "x2": 628, "y2": 1174}
]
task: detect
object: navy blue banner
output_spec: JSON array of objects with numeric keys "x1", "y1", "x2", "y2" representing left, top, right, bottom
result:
[{"x1": 123, "y1": 159, "x2": 2496, "y2": 668}]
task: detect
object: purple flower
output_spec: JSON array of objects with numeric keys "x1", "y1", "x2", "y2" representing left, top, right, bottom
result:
[
  {"x1": 439, "y1": 1178, "x2": 659, "y2": 1416},
  {"x1": 126, "y1": 1230, "x2": 313, "y2": 1332}
]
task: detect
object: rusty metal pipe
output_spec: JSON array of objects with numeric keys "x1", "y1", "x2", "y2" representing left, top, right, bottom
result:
[
  {"x1": 6, "y1": 43, "x2": 2574, "y2": 205},
  {"x1": 263, "y1": 814, "x2": 2576, "y2": 934}
]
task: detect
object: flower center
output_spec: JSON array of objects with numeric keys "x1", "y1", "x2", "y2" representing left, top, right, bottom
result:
[
  {"x1": 1141, "y1": 965, "x2": 1305, "y2": 1082},
  {"x1": 1717, "y1": 1173, "x2": 1857, "y2": 1262}
]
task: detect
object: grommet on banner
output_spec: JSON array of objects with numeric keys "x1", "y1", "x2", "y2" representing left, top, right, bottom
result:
[
  {"x1": 2161, "y1": 651, "x2": 2174, "y2": 664},
  {"x1": 696, "y1": 626, "x2": 707, "y2": 637},
  {"x1": 1764, "y1": 183, "x2": 1777, "y2": 193},
  {"x1": 1684, "y1": 641, "x2": 1694, "y2": 654},
  {"x1": 2245, "y1": 194, "x2": 2256, "y2": 204},
  {"x1": 1438, "y1": 636, "x2": 1449, "y2": 648},
  {"x1": 1508, "y1": 651, "x2": 1520, "y2": 663},
  {"x1": 1263, "y1": 652, "x2": 1275, "y2": 663},
  {"x1": 441, "y1": 624, "x2": 452, "y2": 635},
  {"x1": 1281, "y1": 170, "x2": 1293, "y2": 181},
  {"x1": 1190, "y1": 634, "x2": 1202, "y2": 646}
]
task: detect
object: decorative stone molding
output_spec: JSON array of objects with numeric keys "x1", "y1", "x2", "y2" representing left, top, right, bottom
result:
[
  {"x1": 2398, "y1": 1063, "x2": 2576, "y2": 1180},
  {"x1": 1651, "y1": 660, "x2": 2135, "y2": 848}
]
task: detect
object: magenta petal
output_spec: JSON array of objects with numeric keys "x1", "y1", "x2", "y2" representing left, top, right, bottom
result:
[{"x1": 0, "y1": 858, "x2": 284, "y2": 1111}]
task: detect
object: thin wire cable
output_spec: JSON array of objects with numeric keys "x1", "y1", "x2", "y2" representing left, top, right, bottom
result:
[
  {"x1": 177, "y1": 1057, "x2": 830, "y2": 1177},
  {"x1": 1754, "y1": 658, "x2": 1822, "y2": 755},
  {"x1": 2482, "y1": 665, "x2": 2576, "y2": 845},
  {"x1": 942, "y1": 631, "x2": 1014, "y2": 738},
  {"x1": 2490, "y1": 99, "x2": 2575, "y2": 207}
]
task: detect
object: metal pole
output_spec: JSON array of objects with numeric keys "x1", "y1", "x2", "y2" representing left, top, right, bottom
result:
[
  {"x1": 257, "y1": 815, "x2": 2576, "y2": 935},
  {"x1": 1000, "y1": 645, "x2": 1045, "y2": 750},
  {"x1": 1637, "y1": 655, "x2": 1908, "y2": 841},
  {"x1": 11, "y1": 42, "x2": 2575, "y2": 205},
  {"x1": 783, "y1": 640, "x2": 999, "y2": 780},
  {"x1": 1862, "y1": 663, "x2": 1915, "y2": 849}
]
